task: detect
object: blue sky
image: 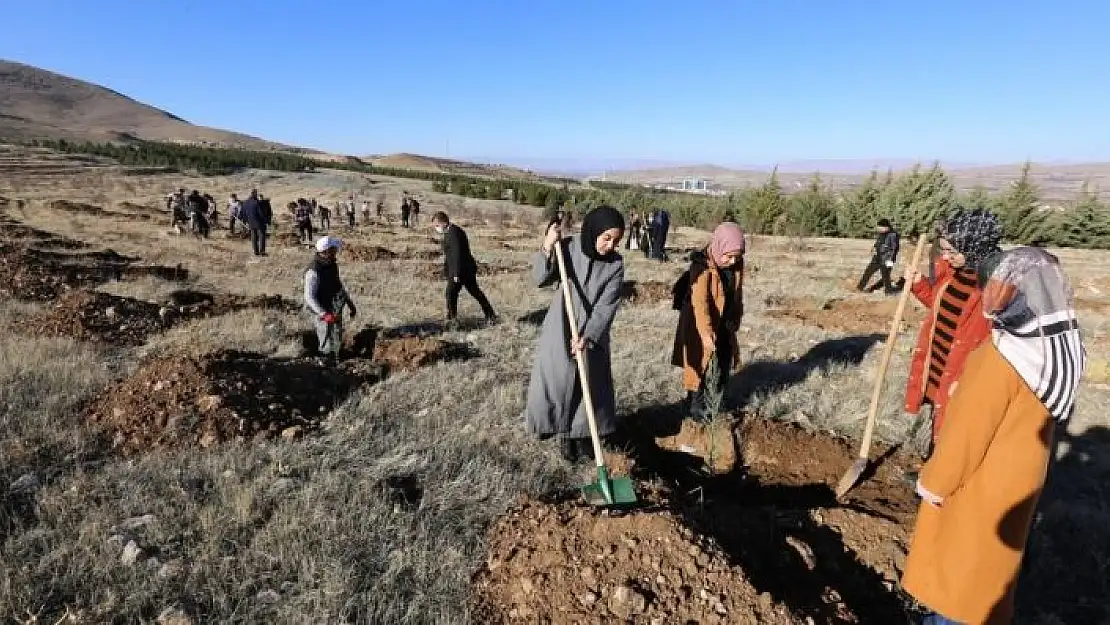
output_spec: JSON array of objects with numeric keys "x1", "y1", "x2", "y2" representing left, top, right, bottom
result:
[{"x1": 3, "y1": 0, "x2": 1110, "y2": 168}]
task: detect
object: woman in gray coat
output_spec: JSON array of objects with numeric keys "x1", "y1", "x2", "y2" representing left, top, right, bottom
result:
[{"x1": 525, "y1": 206, "x2": 626, "y2": 462}]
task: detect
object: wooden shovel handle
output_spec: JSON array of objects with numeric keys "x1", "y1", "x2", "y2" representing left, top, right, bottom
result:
[
  {"x1": 551, "y1": 238, "x2": 607, "y2": 468},
  {"x1": 857, "y1": 233, "x2": 929, "y2": 459}
]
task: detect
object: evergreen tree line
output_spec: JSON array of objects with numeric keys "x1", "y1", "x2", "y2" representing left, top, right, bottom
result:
[{"x1": 29, "y1": 139, "x2": 1110, "y2": 249}]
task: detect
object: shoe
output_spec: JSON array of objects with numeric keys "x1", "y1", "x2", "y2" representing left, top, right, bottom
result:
[{"x1": 559, "y1": 438, "x2": 580, "y2": 463}]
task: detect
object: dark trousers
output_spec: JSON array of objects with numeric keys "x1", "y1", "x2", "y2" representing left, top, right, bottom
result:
[
  {"x1": 446, "y1": 275, "x2": 495, "y2": 319},
  {"x1": 347, "y1": 212, "x2": 355, "y2": 227},
  {"x1": 297, "y1": 220, "x2": 313, "y2": 243},
  {"x1": 250, "y1": 227, "x2": 268, "y2": 255},
  {"x1": 857, "y1": 256, "x2": 895, "y2": 293}
]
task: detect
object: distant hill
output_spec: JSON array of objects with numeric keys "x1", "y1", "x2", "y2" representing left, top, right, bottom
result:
[{"x1": 0, "y1": 59, "x2": 290, "y2": 150}]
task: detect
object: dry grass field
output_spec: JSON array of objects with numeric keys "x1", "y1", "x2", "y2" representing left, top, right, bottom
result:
[{"x1": 0, "y1": 146, "x2": 1107, "y2": 624}]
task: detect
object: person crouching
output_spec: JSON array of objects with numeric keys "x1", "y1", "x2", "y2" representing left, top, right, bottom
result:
[
  {"x1": 672, "y1": 222, "x2": 746, "y2": 420},
  {"x1": 304, "y1": 236, "x2": 358, "y2": 364}
]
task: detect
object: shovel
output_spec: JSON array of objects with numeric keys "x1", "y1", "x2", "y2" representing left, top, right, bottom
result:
[
  {"x1": 835, "y1": 233, "x2": 929, "y2": 499},
  {"x1": 551, "y1": 235, "x2": 637, "y2": 507}
]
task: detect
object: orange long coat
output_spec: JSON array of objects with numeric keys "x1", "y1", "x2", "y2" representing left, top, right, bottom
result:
[
  {"x1": 901, "y1": 342, "x2": 1054, "y2": 624},
  {"x1": 671, "y1": 253, "x2": 744, "y2": 392}
]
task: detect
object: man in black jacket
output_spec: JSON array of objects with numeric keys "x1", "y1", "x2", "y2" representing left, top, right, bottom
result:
[
  {"x1": 239, "y1": 189, "x2": 272, "y2": 256},
  {"x1": 857, "y1": 218, "x2": 901, "y2": 294},
  {"x1": 432, "y1": 211, "x2": 497, "y2": 325}
]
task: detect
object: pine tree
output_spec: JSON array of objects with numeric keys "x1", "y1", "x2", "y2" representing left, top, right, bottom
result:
[
  {"x1": 1059, "y1": 182, "x2": 1110, "y2": 249},
  {"x1": 961, "y1": 185, "x2": 997, "y2": 213},
  {"x1": 998, "y1": 161, "x2": 1051, "y2": 245},
  {"x1": 740, "y1": 168, "x2": 785, "y2": 235},
  {"x1": 839, "y1": 169, "x2": 886, "y2": 237},
  {"x1": 784, "y1": 173, "x2": 839, "y2": 237},
  {"x1": 876, "y1": 163, "x2": 955, "y2": 236}
]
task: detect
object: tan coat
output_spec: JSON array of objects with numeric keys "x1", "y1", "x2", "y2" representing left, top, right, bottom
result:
[
  {"x1": 901, "y1": 342, "x2": 1054, "y2": 624},
  {"x1": 671, "y1": 254, "x2": 744, "y2": 392}
]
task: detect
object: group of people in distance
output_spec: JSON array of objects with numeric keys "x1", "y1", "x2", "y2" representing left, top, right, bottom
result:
[{"x1": 299, "y1": 200, "x2": 1085, "y2": 624}]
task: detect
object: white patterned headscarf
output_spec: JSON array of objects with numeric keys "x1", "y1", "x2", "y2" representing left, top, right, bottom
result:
[{"x1": 982, "y1": 247, "x2": 1086, "y2": 421}]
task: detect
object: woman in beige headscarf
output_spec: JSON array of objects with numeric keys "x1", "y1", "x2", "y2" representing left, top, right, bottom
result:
[{"x1": 901, "y1": 247, "x2": 1087, "y2": 624}]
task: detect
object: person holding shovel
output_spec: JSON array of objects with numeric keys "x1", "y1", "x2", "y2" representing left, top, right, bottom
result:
[
  {"x1": 304, "y1": 235, "x2": 358, "y2": 364},
  {"x1": 672, "y1": 222, "x2": 746, "y2": 420},
  {"x1": 903, "y1": 209, "x2": 1003, "y2": 476},
  {"x1": 524, "y1": 206, "x2": 625, "y2": 463},
  {"x1": 901, "y1": 246, "x2": 1086, "y2": 625}
]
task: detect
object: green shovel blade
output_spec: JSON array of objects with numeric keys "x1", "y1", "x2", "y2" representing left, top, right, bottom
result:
[{"x1": 580, "y1": 466, "x2": 637, "y2": 506}]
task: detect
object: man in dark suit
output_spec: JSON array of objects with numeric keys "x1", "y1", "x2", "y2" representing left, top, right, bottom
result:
[
  {"x1": 239, "y1": 189, "x2": 272, "y2": 256},
  {"x1": 432, "y1": 211, "x2": 497, "y2": 325}
]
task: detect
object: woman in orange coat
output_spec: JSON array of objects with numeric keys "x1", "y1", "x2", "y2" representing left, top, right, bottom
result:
[
  {"x1": 901, "y1": 247, "x2": 1087, "y2": 625},
  {"x1": 671, "y1": 222, "x2": 745, "y2": 420},
  {"x1": 904, "y1": 209, "x2": 1003, "y2": 462}
]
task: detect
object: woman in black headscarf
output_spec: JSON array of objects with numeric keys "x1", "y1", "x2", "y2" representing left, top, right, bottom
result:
[
  {"x1": 525, "y1": 206, "x2": 627, "y2": 462},
  {"x1": 903, "y1": 208, "x2": 1005, "y2": 467}
]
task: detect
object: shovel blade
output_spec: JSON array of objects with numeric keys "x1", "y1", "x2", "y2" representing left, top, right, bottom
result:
[
  {"x1": 580, "y1": 467, "x2": 637, "y2": 507},
  {"x1": 835, "y1": 458, "x2": 869, "y2": 499}
]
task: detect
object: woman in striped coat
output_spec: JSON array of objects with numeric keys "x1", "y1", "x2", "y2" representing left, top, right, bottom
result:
[{"x1": 904, "y1": 209, "x2": 1004, "y2": 456}]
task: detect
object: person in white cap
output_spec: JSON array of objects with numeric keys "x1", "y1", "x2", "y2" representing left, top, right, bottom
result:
[{"x1": 304, "y1": 235, "x2": 357, "y2": 363}]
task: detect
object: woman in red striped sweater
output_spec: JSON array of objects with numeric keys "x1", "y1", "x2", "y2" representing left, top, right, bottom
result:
[{"x1": 904, "y1": 209, "x2": 1005, "y2": 463}]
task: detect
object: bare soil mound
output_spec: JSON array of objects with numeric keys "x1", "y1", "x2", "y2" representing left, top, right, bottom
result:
[
  {"x1": 764, "y1": 296, "x2": 924, "y2": 335},
  {"x1": 0, "y1": 241, "x2": 187, "y2": 301},
  {"x1": 620, "y1": 280, "x2": 674, "y2": 306},
  {"x1": 162, "y1": 289, "x2": 298, "y2": 318},
  {"x1": 344, "y1": 243, "x2": 400, "y2": 261},
  {"x1": 21, "y1": 288, "x2": 298, "y2": 347},
  {"x1": 472, "y1": 497, "x2": 799, "y2": 624},
  {"x1": 475, "y1": 416, "x2": 921, "y2": 623},
  {"x1": 19, "y1": 289, "x2": 167, "y2": 346},
  {"x1": 85, "y1": 350, "x2": 381, "y2": 454},
  {"x1": 348, "y1": 326, "x2": 479, "y2": 373},
  {"x1": 49, "y1": 199, "x2": 153, "y2": 222}
]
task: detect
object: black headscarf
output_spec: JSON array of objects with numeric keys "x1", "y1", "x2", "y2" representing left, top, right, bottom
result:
[
  {"x1": 942, "y1": 209, "x2": 1004, "y2": 276},
  {"x1": 579, "y1": 205, "x2": 625, "y2": 262}
]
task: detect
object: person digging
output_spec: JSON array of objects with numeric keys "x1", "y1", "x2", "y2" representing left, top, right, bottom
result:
[
  {"x1": 524, "y1": 207, "x2": 626, "y2": 464},
  {"x1": 432, "y1": 211, "x2": 498, "y2": 327},
  {"x1": 857, "y1": 218, "x2": 901, "y2": 294},
  {"x1": 304, "y1": 235, "x2": 358, "y2": 365}
]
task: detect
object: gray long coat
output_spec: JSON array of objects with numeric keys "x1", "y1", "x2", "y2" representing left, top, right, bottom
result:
[{"x1": 525, "y1": 236, "x2": 625, "y2": 439}]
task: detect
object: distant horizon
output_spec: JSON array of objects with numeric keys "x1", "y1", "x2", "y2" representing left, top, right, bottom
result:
[{"x1": 443, "y1": 156, "x2": 1106, "y2": 177}]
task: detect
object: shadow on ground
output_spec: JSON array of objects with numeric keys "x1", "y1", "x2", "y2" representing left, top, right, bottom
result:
[
  {"x1": 1014, "y1": 424, "x2": 1110, "y2": 624},
  {"x1": 611, "y1": 333, "x2": 914, "y2": 623}
]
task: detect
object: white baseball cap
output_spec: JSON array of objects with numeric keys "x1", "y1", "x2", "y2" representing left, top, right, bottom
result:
[{"x1": 315, "y1": 235, "x2": 343, "y2": 253}]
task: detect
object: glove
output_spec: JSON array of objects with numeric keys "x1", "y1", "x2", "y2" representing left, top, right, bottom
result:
[
  {"x1": 320, "y1": 312, "x2": 337, "y2": 325},
  {"x1": 884, "y1": 260, "x2": 894, "y2": 268}
]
